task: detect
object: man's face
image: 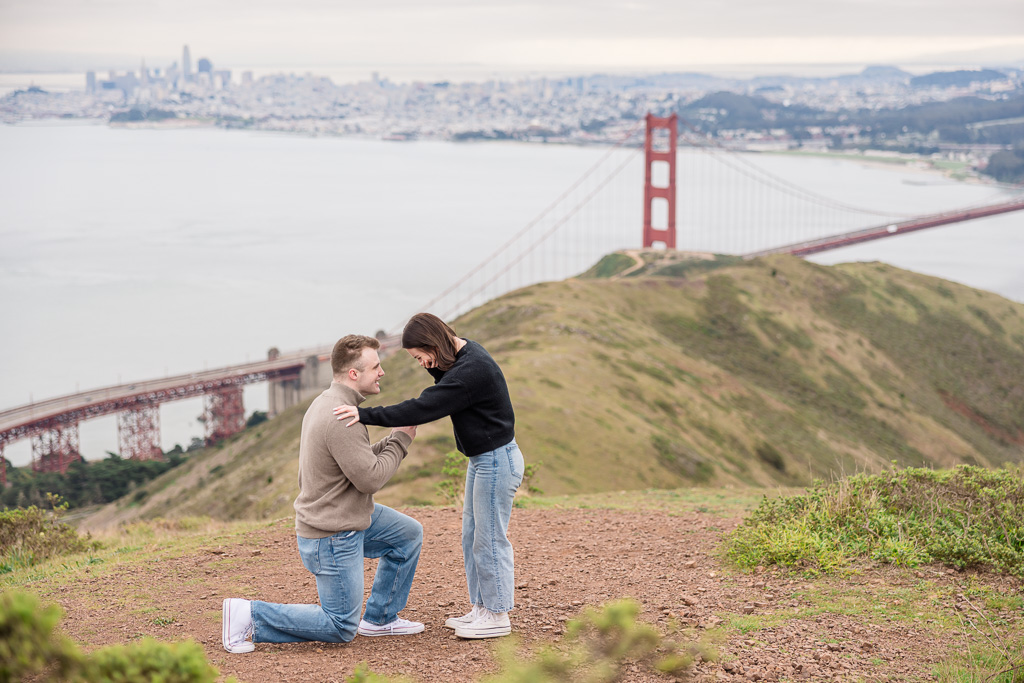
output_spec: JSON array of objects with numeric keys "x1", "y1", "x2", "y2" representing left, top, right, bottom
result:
[{"x1": 352, "y1": 348, "x2": 385, "y2": 395}]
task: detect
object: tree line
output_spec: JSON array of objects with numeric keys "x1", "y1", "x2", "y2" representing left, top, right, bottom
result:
[{"x1": 1, "y1": 448, "x2": 190, "y2": 511}]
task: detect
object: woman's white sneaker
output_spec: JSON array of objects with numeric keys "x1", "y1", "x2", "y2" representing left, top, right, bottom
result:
[
  {"x1": 454, "y1": 608, "x2": 511, "y2": 639},
  {"x1": 357, "y1": 617, "x2": 425, "y2": 637},
  {"x1": 444, "y1": 604, "x2": 483, "y2": 629}
]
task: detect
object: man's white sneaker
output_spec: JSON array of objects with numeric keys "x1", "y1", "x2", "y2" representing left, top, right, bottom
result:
[
  {"x1": 357, "y1": 617, "x2": 425, "y2": 637},
  {"x1": 222, "y1": 598, "x2": 254, "y2": 653},
  {"x1": 454, "y1": 608, "x2": 511, "y2": 639},
  {"x1": 444, "y1": 604, "x2": 483, "y2": 630}
]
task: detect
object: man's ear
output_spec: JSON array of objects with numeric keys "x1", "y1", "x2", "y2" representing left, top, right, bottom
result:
[{"x1": 348, "y1": 367, "x2": 360, "y2": 381}]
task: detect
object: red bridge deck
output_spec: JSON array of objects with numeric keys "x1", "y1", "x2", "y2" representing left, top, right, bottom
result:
[{"x1": 743, "y1": 198, "x2": 1024, "y2": 259}]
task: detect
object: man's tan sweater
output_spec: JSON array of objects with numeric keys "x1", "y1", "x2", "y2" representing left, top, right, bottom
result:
[{"x1": 294, "y1": 382, "x2": 411, "y2": 538}]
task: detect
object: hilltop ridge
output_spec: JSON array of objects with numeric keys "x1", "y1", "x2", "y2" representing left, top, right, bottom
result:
[{"x1": 79, "y1": 253, "x2": 1024, "y2": 530}]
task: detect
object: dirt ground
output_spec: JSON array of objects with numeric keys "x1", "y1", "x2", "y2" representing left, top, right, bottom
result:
[{"x1": 36, "y1": 506, "x2": 1015, "y2": 682}]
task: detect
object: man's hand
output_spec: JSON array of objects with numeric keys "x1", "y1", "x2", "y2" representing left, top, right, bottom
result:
[
  {"x1": 393, "y1": 426, "x2": 417, "y2": 439},
  {"x1": 333, "y1": 404, "x2": 360, "y2": 427}
]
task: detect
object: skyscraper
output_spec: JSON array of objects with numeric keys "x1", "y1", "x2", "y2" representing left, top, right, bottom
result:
[{"x1": 182, "y1": 45, "x2": 192, "y2": 82}]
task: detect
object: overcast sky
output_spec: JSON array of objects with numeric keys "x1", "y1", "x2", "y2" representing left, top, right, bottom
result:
[{"x1": 1, "y1": 0, "x2": 1022, "y2": 73}]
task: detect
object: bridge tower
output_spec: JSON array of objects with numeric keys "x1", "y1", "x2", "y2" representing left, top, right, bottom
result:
[
  {"x1": 642, "y1": 112, "x2": 678, "y2": 249},
  {"x1": 31, "y1": 423, "x2": 82, "y2": 474},
  {"x1": 203, "y1": 385, "x2": 245, "y2": 445},
  {"x1": 118, "y1": 405, "x2": 163, "y2": 461}
]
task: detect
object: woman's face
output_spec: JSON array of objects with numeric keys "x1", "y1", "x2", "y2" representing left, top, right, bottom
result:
[{"x1": 406, "y1": 347, "x2": 437, "y2": 369}]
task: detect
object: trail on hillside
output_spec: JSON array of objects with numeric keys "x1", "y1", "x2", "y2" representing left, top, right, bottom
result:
[{"x1": 40, "y1": 506, "x2": 1007, "y2": 682}]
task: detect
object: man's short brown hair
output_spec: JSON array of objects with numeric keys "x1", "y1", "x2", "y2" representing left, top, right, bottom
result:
[{"x1": 331, "y1": 335, "x2": 381, "y2": 376}]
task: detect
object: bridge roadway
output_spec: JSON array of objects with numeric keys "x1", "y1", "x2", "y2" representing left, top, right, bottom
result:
[
  {"x1": 743, "y1": 197, "x2": 1024, "y2": 259},
  {"x1": 0, "y1": 346, "x2": 331, "y2": 446}
]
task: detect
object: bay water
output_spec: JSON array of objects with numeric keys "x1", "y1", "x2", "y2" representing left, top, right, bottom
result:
[{"x1": 1, "y1": 122, "x2": 1021, "y2": 465}]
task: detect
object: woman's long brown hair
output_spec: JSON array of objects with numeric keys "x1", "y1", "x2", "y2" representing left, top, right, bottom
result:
[{"x1": 401, "y1": 313, "x2": 460, "y2": 371}]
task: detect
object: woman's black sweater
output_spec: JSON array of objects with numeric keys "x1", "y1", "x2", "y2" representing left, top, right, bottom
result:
[{"x1": 358, "y1": 340, "x2": 516, "y2": 457}]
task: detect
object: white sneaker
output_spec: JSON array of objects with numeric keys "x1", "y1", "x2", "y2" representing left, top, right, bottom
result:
[
  {"x1": 454, "y1": 607, "x2": 511, "y2": 639},
  {"x1": 222, "y1": 598, "x2": 254, "y2": 653},
  {"x1": 444, "y1": 604, "x2": 483, "y2": 630},
  {"x1": 357, "y1": 617, "x2": 425, "y2": 637}
]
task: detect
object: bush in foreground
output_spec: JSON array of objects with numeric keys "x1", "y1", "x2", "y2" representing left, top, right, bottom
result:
[
  {"x1": 0, "y1": 591, "x2": 79, "y2": 682},
  {"x1": 0, "y1": 590, "x2": 222, "y2": 683},
  {"x1": 482, "y1": 599, "x2": 711, "y2": 682},
  {"x1": 727, "y1": 465, "x2": 1024, "y2": 575}
]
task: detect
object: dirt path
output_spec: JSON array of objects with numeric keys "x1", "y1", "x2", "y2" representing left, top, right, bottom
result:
[
  {"x1": 614, "y1": 250, "x2": 647, "y2": 278},
  {"x1": 36, "y1": 507, "x2": 1004, "y2": 682}
]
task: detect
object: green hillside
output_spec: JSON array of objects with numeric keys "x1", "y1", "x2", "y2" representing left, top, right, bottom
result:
[{"x1": 79, "y1": 253, "x2": 1024, "y2": 530}]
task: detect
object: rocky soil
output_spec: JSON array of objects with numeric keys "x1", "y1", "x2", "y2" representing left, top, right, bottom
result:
[{"x1": 38, "y1": 506, "x2": 1019, "y2": 682}]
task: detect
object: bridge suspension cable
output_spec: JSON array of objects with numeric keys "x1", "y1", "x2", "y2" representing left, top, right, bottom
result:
[
  {"x1": 674, "y1": 115, "x2": 914, "y2": 218},
  {"x1": 436, "y1": 148, "x2": 641, "y2": 322},
  {"x1": 390, "y1": 121, "x2": 645, "y2": 333}
]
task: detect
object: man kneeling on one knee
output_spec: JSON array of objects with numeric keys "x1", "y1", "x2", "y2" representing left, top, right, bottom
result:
[{"x1": 222, "y1": 334, "x2": 423, "y2": 653}]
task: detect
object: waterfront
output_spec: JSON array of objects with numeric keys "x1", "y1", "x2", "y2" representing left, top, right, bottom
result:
[{"x1": 1, "y1": 122, "x2": 1021, "y2": 464}]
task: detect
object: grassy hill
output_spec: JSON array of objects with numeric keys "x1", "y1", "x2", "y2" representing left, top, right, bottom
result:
[{"x1": 79, "y1": 253, "x2": 1024, "y2": 530}]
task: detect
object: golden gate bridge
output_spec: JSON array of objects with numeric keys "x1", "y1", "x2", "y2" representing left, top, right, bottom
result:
[{"x1": 2, "y1": 113, "x2": 1021, "y2": 484}]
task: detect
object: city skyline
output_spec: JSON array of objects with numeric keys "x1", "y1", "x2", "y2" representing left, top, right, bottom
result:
[{"x1": 0, "y1": 0, "x2": 1022, "y2": 75}]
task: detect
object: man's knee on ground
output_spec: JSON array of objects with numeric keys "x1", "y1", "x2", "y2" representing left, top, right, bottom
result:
[{"x1": 324, "y1": 615, "x2": 358, "y2": 643}]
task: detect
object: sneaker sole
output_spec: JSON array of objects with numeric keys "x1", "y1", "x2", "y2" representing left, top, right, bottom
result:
[
  {"x1": 222, "y1": 600, "x2": 255, "y2": 653},
  {"x1": 454, "y1": 625, "x2": 512, "y2": 639},
  {"x1": 358, "y1": 625, "x2": 425, "y2": 637},
  {"x1": 444, "y1": 618, "x2": 474, "y2": 629}
]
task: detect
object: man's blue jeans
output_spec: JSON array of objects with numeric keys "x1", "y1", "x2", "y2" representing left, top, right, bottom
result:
[
  {"x1": 250, "y1": 504, "x2": 422, "y2": 643},
  {"x1": 463, "y1": 440, "x2": 524, "y2": 614}
]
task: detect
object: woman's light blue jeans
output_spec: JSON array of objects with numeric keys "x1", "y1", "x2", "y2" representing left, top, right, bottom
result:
[
  {"x1": 250, "y1": 504, "x2": 422, "y2": 643},
  {"x1": 463, "y1": 440, "x2": 524, "y2": 614}
]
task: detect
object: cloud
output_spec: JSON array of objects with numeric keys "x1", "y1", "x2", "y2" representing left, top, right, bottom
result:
[{"x1": 1, "y1": 0, "x2": 1021, "y2": 69}]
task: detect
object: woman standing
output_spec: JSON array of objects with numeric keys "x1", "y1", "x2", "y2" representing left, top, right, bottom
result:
[{"x1": 333, "y1": 313, "x2": 524, "y2": 639}]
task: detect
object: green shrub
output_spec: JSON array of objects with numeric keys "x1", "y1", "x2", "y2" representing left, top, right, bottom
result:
[
  {"x1": 651, "y1": 435, "x2": 713, "y2": 483},
  {"x1": 0, "y1": 590, "x2": 224, "y2": 683},
  {"x1": 0, "y1": 591, "x2": 81, "y2": 682},
  {"x1": 0, "y1": 494, "x2": 97, "y2": 573},
  {"x1": 522, "y1": 461, "x2": 543, "y2": 495},
  {"x1": 435, "y1": 451, "x2": 467, "y2": 506},
  {"x1": 727, "y1": 465, "x2": 1024, "y2": 576},
  {"x1": 482, "y1": 599, "x2": 712, "y2": 682},
  {"x1": 84, "y1": 638, "x2": 219, "y2": 682},
  {"x1": 344, "y1": 663, "x2": 411, "y2": 682}
]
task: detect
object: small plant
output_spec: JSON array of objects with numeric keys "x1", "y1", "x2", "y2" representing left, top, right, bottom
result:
[
  {"x1": 345, "y1": 663, "x2": 412, "y2": 683},
  {"x1": 522, "y1": 461, "x2": 543, "y2": 495},
  {"x1": 481, "y1": 598, "x2": 713, "y2": 682},
  {"x1": 435, "y1": 451, "x2": 467, "y2": 506}
]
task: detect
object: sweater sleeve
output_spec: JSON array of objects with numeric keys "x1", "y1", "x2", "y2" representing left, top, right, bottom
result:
[
  {"x1": 370, "y1": 432, "x2": 395, "y2": 455},
  {"x1": 327, "y1": 422, "x2": 412, "y2": 494},
  {"x1": 359, "y1": 379, "x2": 472, "y2": 427}
]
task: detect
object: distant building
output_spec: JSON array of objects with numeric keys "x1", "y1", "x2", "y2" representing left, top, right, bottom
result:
[
  {"x1": 182, "y1": 45, "x2": 192, "y2": 82},
  {"x1": 197, "y1": 57, "x2": 212, "y2": 73},
  {"x1": 86, "y1": 71, "x2": 96, "y2": 93},
  {"x1": 214, "y1": 70, "x2": 232, "y2": 89}
]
